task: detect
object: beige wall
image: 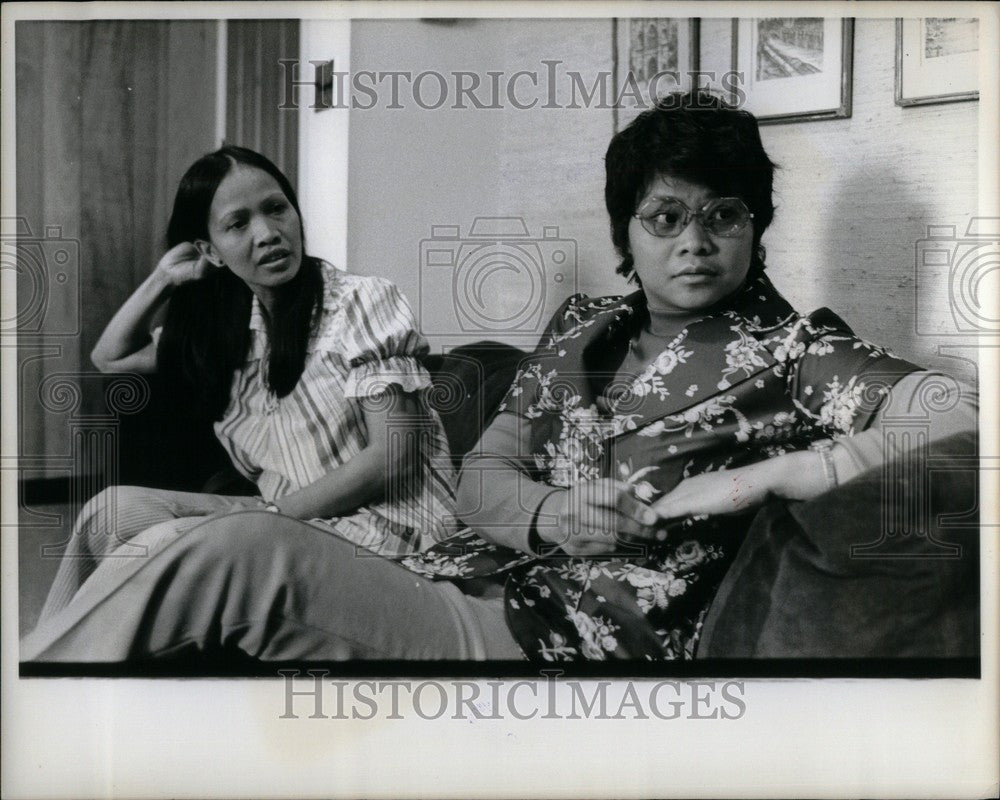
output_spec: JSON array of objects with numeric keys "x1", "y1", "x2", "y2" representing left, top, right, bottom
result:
[
  {"x1": 347, "y1": 19, "x2": 618, "y2": 351},
  {"x1": 298, "y1": 20, "x2": 351, "y2": 269},
  {"x1": 346, "y1": 18, "x2": 979, "y2": 382},
  {"x1": 700, "y1": 18, "x2": 979, "y2": 383}
]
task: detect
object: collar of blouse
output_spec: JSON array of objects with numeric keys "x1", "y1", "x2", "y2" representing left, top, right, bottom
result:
[{"x1": 541, "y1": 273, "x2": 800, "y2": 435}]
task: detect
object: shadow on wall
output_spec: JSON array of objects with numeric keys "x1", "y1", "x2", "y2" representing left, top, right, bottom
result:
[{"x1": 816, "y1": 164, "x2": 978, "y2": 388}]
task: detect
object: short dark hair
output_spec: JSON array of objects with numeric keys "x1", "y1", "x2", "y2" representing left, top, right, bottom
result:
[
  {"x1": 158, "y1": 146, "x2": 324, "y2": 420},
  {"x1": 605, "y1": 90, "x2": 777, "y2": 283}
]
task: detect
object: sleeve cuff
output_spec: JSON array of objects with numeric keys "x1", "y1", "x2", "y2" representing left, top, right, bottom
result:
[
  {"x1": 527, "y1": 486, "x2": 567, "y2": 555},
  {"x1": 485, "y1": 470, "x2": 561, "y2": 554},
  {"x1": 457, "y1": 453, "x2": 565, "y2": 554},
  {"x1": 344, "y1": 355, "x2": 432, "y2": 398},
  {"x1": 831, "y1": 371, "x2": 978, "y2": 484}
]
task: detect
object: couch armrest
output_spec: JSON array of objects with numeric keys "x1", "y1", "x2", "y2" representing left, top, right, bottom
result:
[{"x1": 697, "y1": 432, "x2": 979, "y2": 659}]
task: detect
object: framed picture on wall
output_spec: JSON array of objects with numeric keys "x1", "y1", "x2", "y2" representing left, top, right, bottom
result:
[
  {"x1": 731, "y1": 17, "x2": 853, "y2": 124},
  {"x1": 895, "y1": 18, "x2": 979, "y2": 106},
  {"x1": 613, "y1": 18, "x2": 699, "y2": 130}
]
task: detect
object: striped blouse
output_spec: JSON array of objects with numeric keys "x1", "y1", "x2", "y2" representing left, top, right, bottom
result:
[{"x1": 213, "y1": 263, "x2": 457, "y2": 556}]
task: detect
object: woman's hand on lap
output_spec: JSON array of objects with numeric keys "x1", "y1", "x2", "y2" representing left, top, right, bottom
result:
[
  {"x1": 644, "y1": 450, "x2": 829, "y2": 525},
  {"x1": 644, "y1": 467, "x2": 772, "y2": 523}
]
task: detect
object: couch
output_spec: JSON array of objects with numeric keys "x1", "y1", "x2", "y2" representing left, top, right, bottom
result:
[{"x1": 43, "y1": 342, "x2": 980, "y2": 664}]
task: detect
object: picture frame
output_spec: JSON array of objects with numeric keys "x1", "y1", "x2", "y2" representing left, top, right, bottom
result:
[
  {"x1": 895, "y1": 18, "x2": 979, "y2": 107},
  {"x1": 731, "y1": 17, "x2": 853, "y2": 124},
  {"x1": 613, "y1": 17, "x2": 700, "y2": 131}
]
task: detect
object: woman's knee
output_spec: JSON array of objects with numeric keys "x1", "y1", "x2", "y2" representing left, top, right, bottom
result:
[
  {"x1": 76, "y1": 486, "x2": 114, "y2": 525},
  {"x1": 74, "y1": 485, "x2": 151, "y2": 550},
  {"x1": 176, "y1": 511, "x2": 298, "y2": 564},
  {"x1": 77, "y1": 485, "x2": 158, "y2": 526},
  {"x1": 174, "y1": 511, "x2": 349, "y2": 581},
  {"x1": 193, "y1": 509, "x2": 284, "y2": 539}
]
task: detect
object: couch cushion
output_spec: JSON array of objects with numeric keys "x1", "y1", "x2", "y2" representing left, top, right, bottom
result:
[{"x1": 425, "y1": 341, "x2": 528, "y2": 461}]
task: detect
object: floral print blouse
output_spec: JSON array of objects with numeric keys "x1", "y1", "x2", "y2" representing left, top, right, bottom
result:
[{"x1": 401, "y1": 273, "x2": 920, "y2": 660}]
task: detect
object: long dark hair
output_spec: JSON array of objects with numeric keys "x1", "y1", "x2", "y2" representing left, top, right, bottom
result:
[
  {"x1": 157, "y1": 146, "x2": 324, "y2": 420},
  {"x1": 605, "y1": 90, "x2": 777, "y2": 284}
]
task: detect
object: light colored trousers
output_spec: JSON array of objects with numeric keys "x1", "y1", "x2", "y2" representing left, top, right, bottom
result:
[{"x1": 22, "y1": 487, "x2": 523, "y2": 662}]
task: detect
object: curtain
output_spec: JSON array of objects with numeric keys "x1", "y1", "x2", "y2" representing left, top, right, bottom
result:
[
  {"x1": 14, "y1": 21, "x2": 219, "y2": 480},
  {"x1": 225, "y1": 20, "x2": 300, "y2": 185}
]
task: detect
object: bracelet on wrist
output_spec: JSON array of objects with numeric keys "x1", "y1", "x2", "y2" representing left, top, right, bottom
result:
[
  {"x1": 809, "y1": 439, "x2": 838, "y2": 491},
  {"x1": 257, "y1": 497, "x2": 281, "y2": 514}
]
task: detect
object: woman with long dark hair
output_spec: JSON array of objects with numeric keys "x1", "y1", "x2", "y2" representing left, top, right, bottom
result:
[{"x1": 34, "y1": 145, "x2": 456, "y2": 623}]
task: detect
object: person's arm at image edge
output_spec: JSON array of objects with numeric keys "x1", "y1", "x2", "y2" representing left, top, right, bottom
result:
[
  {"x1": 828, "y1": 370, "x2": 977, "y2": 483},
  {"x1": 648, "y1": 370, "x2": 978, "y2": 522}
]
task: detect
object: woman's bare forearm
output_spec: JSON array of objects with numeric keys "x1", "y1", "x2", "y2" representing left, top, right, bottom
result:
[
  {"x1": 830, "y1": 371, "x2": 977, "y2": 484},
  {"x1": 457, "y1": 451, "x2": 563, "y2": 553},
  {"x1": 271, "y1": 444, "x2": 391, "y2": 519},
  {"x1": 91, "y1": 242, "x2": 216, "y2": 374},
  {"x1": 90, "y1": 267, "x2": 174, "y2": 373},
  {"x1": 270, "y1": 392, "x2": 422, "y2": 520}
]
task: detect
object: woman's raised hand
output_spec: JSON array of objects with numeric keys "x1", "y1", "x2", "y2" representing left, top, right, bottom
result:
[
  {"x1": 538, "y1": 479, "x2": 658, "y2": 557},
  {"x1": 155, "y1": 242, "x2": 218, "y2": 287},
  {"x1": 91, "y1": 242, "x2": 215, "y2": 373}
]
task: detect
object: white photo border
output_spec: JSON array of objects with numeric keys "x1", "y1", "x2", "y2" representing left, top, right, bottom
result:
[{"x1": 2, "y1": 2, "x2": 999, "y2": 799}]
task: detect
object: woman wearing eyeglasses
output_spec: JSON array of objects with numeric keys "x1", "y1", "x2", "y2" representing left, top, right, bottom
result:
[
  {"x1": 401, "y1": 90, "x2": 977, "y2": 660},
  {"x1": 23, "y1": 93, "x2": 976, "y2": 663}
]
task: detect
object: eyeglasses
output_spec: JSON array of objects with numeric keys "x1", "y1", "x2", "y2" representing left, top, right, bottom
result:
[{"x1": 633, "y1": 197, "x2": 754, "y2": 238}]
